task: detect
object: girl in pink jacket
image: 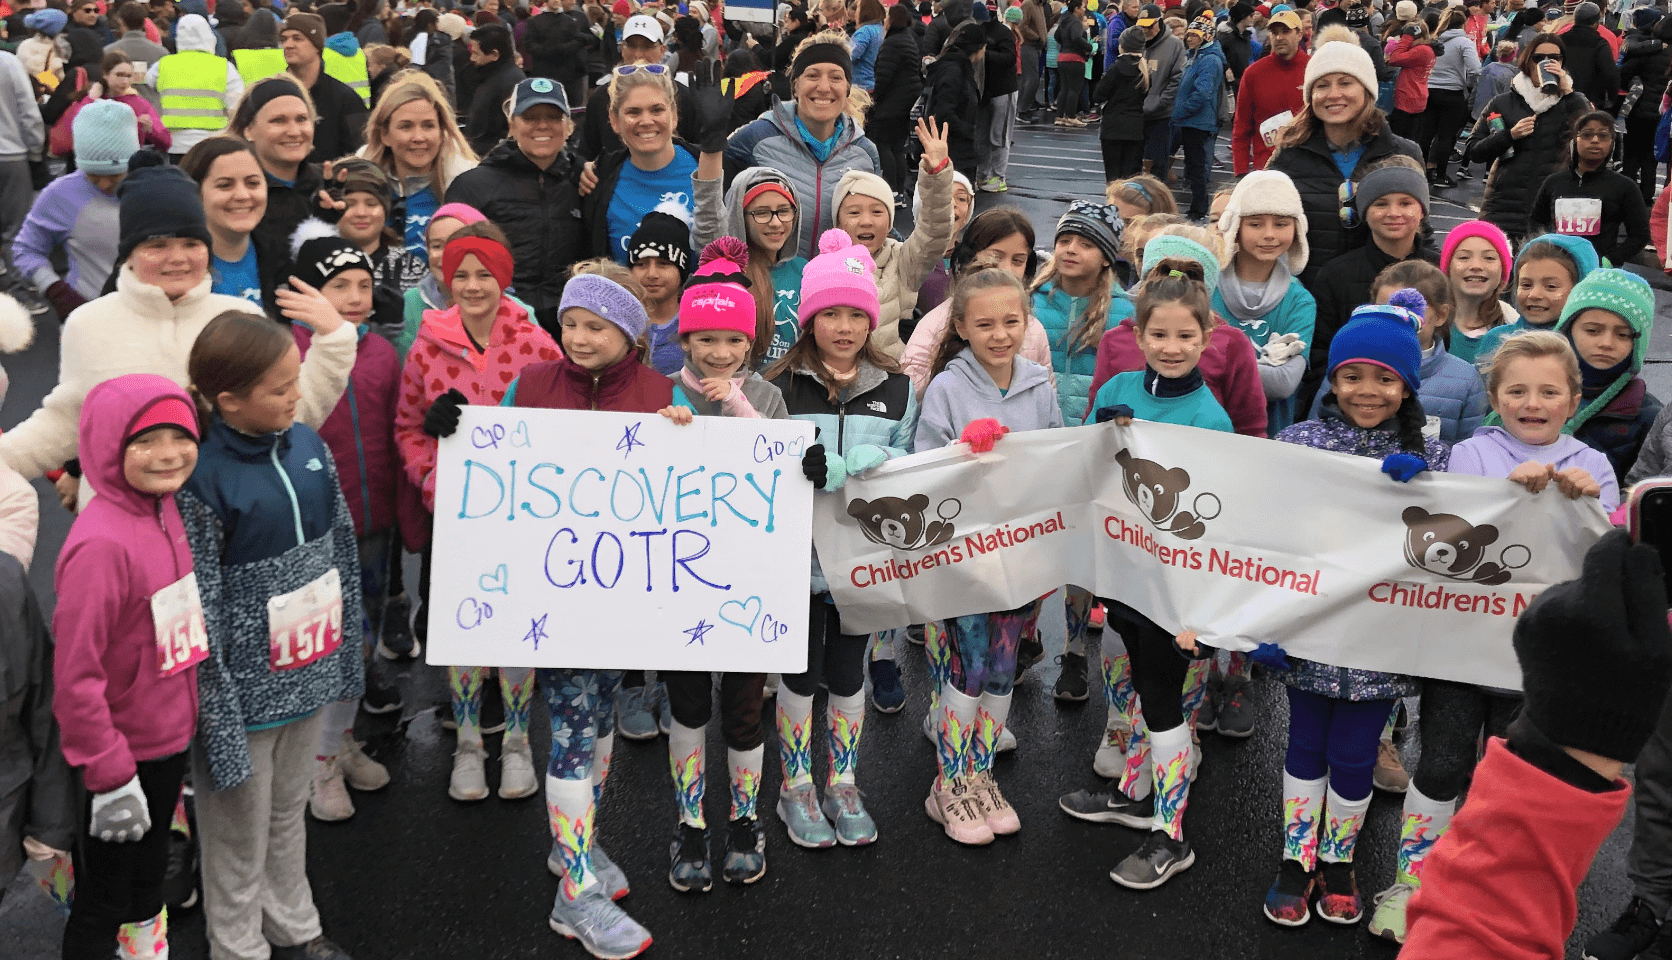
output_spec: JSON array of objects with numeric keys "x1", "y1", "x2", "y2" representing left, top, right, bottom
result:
[{"x1": 52, "y1": 373, "x2": 202, "y2": 960}]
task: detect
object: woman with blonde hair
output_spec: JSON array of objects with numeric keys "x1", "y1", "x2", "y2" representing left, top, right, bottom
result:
[
  {"x1": 581, "y1": 62, "x2": 700, "y2": 262},
  {"x1": 358, "y1": 70, "x2": 479, "y2": 263}
]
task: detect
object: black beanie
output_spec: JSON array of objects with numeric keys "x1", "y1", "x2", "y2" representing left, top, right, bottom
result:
[
  {"x1": 627, "y1": 210, "x2": 694, "y2": 281},
  {"x1": 117, "y1": 154, "x2": 213, "y2": 264},
  {"x1": 289, "y1": 218, "x2": 376, "y2": 291}
]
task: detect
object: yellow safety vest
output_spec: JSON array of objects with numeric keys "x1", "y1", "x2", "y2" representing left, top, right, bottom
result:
[
  {"x1": 156, "y1": 50, "x2": 230, "y2": 131},
  {"x1": 232, "y1": 48, "x2": 288, "y2": 89},
  {"x1": 323, "y1": 48, "x2": 371, "y2": 107}
]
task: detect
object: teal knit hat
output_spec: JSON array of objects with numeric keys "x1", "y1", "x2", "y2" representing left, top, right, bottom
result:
[
  {"x1": 1512, "y1": 233, "x2": 1601, "y2": 319},
  {"x1": 1141, "y1": 235, "x2": 1222, "y2": 297},
  {"x1": 1555, "y1": 267, "x2": 1654, "y2": 435}
]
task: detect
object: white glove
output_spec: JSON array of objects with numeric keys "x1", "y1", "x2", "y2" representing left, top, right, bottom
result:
[
  {"x1": 1260, "y1": 332, "x2": 1307, "y2": 367},
  {"x1": 89, "y1": 776, "x2": 150, "y2": 843}
]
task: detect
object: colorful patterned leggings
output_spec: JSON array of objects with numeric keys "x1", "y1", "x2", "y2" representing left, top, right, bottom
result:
[
  {"x1": 945, "y1": 596, "x2": 1047, "y2": 697},
  {"x1": 538, "y1": 668, "x2": 623, "y2": 779}
]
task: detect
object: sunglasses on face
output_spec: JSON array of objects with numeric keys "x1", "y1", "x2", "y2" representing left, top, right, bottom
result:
[
  {"x1": 614, "y1": 62, "x2": 670, "y2": 76},
  {"x1": 1531, "y1": 52, "x2": 1562, "y2": 62}
]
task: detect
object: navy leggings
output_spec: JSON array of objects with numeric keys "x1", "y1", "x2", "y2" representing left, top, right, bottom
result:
[{"x1": 1283, "y1": 687, "x2": 1396, "y2": 803}]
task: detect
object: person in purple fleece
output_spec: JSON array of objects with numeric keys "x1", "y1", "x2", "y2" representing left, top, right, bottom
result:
[{"x1": 52, "y1": 373, "x2": 202, "y2": 960}]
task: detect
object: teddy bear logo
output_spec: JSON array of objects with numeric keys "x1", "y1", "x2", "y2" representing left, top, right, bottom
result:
[
  {"x1": 846, "y1": 494, "x2": 961, "y2": 551},
  {"x1": 1400, "y1": 506, "x2": 1531, "y2": 586},
  {"x1": 1115, "y1": 449, "x2": 1221, "y2": 541}
]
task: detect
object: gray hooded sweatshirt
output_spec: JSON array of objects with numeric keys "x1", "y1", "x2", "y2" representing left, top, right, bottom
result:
[
  {"x1": 694, "y1": 165, "x2": 810, "y2": 366},
  {"x1": 673, "y1": 358, "x2": 791, "y2": 420},
  {"x1": 915, "y1": 348, "x2": 1062, "y2": 452}
]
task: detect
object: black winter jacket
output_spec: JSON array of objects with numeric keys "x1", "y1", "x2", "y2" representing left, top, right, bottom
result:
[
  {"x1": 1619, "y1": 27, "x2": 1669, "y2": 123},
  {"x1": 925, "y1": 0, "x2": 973, "y2": 58},
  {"x1": 306, "y1": 70, "x2": 370, "y2": 165},
  {"x1": 1265, "y1": 121, "x2": 1422, "y2": 287},
  {"x1": 524, "y1": 8, "x2": 597, "y2": 83},
  {"x1": 983, "y1": 22, "x2": 1018, "y2": 99},
  {"x1": 1560, "y1": 24, "x2": 1618, "y2": 110},
  {"x1": 773, "y1": 25, "x2": 812, "y2": 73},
  {"x1": 925, "y1": 53, "x2": 981, "y2": 175},
  {"x1": 870, "y1": 25, "x2": 924, "y2": 122},
  {"x1": 444, "y1": 141, "x2": 588, "y2": 317},
  {"x1": 1530, "y1": 162, "x2": 1652, "y2": 267},
  {"x1": 1093, "y1": 55, "x2": 1146, "y2": 140},
  {"x1": 1466, "y1": 80, "x2": 1592, "y2": 239},
  {"x1": 256, "y1": 163, "x2": 338, "y2": 279},
  {"x1": 1220, "y1": 26, "x2": 1251, "y2": 86},
  {"x1": 577, "y1": 81, "x2": 701, "y2": 161},
  {"x1": 465, "y1": 58, "x2": 526, "y2": 157},
  {"x1": 580, "y1": 139, "x2": 700, "y2": 259},
  {"x1": 1300, "y1": 238, "x2": 1440, "y2": 416}
]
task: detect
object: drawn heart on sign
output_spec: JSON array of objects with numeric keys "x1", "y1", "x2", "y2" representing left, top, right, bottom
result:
[
  {"x1": 785, "y1": 436, "x2": 806, "y2": 458},
  {"x1": 479, "y1": 564, "x2": 509, "y2": 594},
  {"x1": 509, "y1": 421, "x2": 532, "y2": 448},
  {"x1": 718, "y1": 596, "x2": 763, "y2": 634}
]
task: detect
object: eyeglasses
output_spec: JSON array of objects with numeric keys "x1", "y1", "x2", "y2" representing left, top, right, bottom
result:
[
  {"x1": 1338, "y1": 180, "x2": 1359, "y2": 228},
  {"x1": 1577, "y1": 129, "x2": 1613, "y2": 141},
  {"x1": 746, "y1": 206, "x2": 796, "y2": 224},
  {"x1": 614, "y1": 63, "x2": 670, "y2": 77}
]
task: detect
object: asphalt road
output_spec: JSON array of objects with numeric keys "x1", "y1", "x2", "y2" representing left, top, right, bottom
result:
[{"x1": 1, "y1": 117, "x2": 1667, "y2": 959}]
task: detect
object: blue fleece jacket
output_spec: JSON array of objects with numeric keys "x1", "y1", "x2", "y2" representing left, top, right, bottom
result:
[{"x1": 14, "y1": 171, "x2": 120, "y2": 300}]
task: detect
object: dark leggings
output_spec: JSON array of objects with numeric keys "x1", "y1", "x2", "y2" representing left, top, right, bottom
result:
[
  {"x1": 63, "y1": 752, "x2": 189, "y2": 960},
  {"x1": 1624, "y1": 114, "x2": 1660, "y2": 203},
  {"x1": 1425, "y1": 88, "x2": 1471, "y2": 177},
  {"x1": 664, "y1": 671, "x2": 767, "y2": 750},
  {"x1": 1412, "y1": 680, "x2": 1520, "y2": 801},
  {"x1": 1283, "y1": 687, "x2": 1394, "y2": 803},
  {"x1": 1101, "y1": 138, "x2": 1144, "y2": 182},
  {"x1": 1389, "y1": 107, "x2": 1426, "y2": 146},
  {"x1": 868, "y1": 116, "x2": 913, "y2": 193},
  {"x1": 1057, "y1": 67, "x2": 1086, "y2": 119},
  {"x1": 782, "y1": 594, "x2": 868, "y2": 699},
  {"x1": 1101, "y1": 599, "x2": 1189, "y2": 732}
]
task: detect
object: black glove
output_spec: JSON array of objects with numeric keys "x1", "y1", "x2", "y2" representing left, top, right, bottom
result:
[
  {"x1": 690, "y1": 60, "x2": 735, "y2": 155},
  {"x1": 45, "y1": 279, "x2": 86, "y2": 320},
  {"x1": 1514, "y1": 529, "x2": 1672, "y2": 764},
  {"x1": 423, "y1": 388, "x2": 467, "y2": 439},
  {"x1": 1094, "y1": 404, "x2": 1134, "y2": 423},
  {"x1": 801, "y1": 443, "x2": 829, "y2": 488}
]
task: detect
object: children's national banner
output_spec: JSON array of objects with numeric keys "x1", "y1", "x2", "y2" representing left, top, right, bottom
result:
[
  {"x1": 428, "y1": 407, "x2": 814, "y2": 671},
  {"x1": 814, "y1": 421, "x2": 1613, "y2": 690}
]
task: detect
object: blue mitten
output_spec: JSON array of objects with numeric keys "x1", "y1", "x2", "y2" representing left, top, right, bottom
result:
[
  {"x1": 801, "y1": 444, "x2": 848, "y2": 490},
  {"x1": 1250, "y1": 643, "x2": 1292, "y2": 672},
  {"x1": 1381, "y1": 452, "x2": 1429, "y2": 483},
  {"x1": 845, "y1": 444, "x2": 889, "y2": 477}
]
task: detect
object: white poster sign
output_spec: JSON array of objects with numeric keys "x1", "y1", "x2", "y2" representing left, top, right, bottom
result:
[
  {"x1": 814, "y1": 421, "x2": 1613, "y2": 690},
  {"x1": 428, "y1": 407, "x2": 814, "y2": 671}
]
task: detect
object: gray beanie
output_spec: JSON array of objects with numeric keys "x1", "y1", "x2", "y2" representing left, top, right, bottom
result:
[{"x1": 1354, "y1": 165, "x2": 1430, "y2": 218}]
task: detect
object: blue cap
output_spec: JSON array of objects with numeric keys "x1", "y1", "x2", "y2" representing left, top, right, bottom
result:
[{"x1": 1328, "y1": 289, "x2": 1425, "y2": 391}]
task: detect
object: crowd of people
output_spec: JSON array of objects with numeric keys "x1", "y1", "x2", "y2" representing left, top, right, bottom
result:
[{"x1": 0, "y1": 0, "x2": 1671, "y2": 958}]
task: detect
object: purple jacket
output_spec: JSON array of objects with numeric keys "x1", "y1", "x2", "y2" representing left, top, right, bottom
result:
[
  {"x1": 1449, "y1": 426, "x2": 1620, "y2": 513},
  {"x1": 14, "y1": 171, "x2": 120, "y2": 300},
  {"x1": 1275, "y1": 403, "x2": 1451, "y2": 701},
  {"x1": 53, "y1": 375, "x2": 199, "y2": 792},
  {"x1": 295, "y1": 324, "x2": 400, "y2": 538}
]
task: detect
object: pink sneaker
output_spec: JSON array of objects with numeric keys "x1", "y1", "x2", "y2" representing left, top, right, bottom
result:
[
  {"x1": 970, "y1": 771, "x2": 1020, "y2": 835},
  {"x1": 925, "y1": 778, "x2": 994, "y2": 845}
]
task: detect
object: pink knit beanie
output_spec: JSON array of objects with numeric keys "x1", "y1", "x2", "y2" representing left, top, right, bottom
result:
[
  {"x1": 1441, "y1": 220, "x2": 1513, "y2": 286},
  {"x1": 798, "y1": 228, "x2": 880, "y2": 329},
  {"x1": 679, "y1": 238, "x2": 758, "y2": 339}
]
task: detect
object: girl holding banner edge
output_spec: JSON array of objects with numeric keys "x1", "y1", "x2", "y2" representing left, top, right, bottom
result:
[
  {"x1": 771, "y1": 228, "x2": 918, "y2": 851},
  {"x1": 1061, "y1": 250, "x2": 1233, "y2": 891},
  {"x1": 914, "y1": 262, "x2": 1062, "y2": 846},
  {"x1": 1256, "y1": 290, "x2": 1450, "y2": 928}
]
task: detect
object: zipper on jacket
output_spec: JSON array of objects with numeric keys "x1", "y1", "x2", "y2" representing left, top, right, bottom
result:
[
  {"x1": 837, "y1": 398, "x2": 847, "y2": 452},
  {"x1": 591, "y1": 373, "x2": 601, "y2": 410},
  {"x1": 158, "y1": 499, "x2": 183, "y2": 581},
  {"x1": 346, "y1": 378, "x2": 372, "y2": 530},
  {"x1": 271, "y1": 440, "x2": 307, "y2": 546}
]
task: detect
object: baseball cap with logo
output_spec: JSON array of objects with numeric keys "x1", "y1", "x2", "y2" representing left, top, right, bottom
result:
[
  {"x1": 622, "y1": 13, "x2": 665, "y2": 42},
  {"x1": 1136, "y1": 2, "x2": 1163, "y2": 24},
  {"x1": 1269, "y1": 8, "x2": 1302, "y2": 28},
  {"x1": 511, "y1": 77, "x2": 571, "y2": 116}
]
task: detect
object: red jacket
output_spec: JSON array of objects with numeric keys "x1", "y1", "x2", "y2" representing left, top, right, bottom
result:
[
  {"x1": 295, "y1": 324, "x2": 400, "y2": 539},
  {"x1": 1650, "y1": 183, "x2": 1672, "y2": 273},
  {"x1": 1230, "y1": 48, "x2": 1309, "y2": 175},
  {"x1": 1386, "y1": 36, "x2": 1436, "y2": 114},
  {"x1": 509, "y1": 349, "x2": 674, "y2": 415},
  {"x1": 1404, "y1": 739, "x2": 1630, "y2": 959},
  {"x1": 394, "y1": 297, "x2": 562, "y2": 514},
  {"x1": 1086, "y1": 315, "x2": 1268, "y2": 438},
  {"x1": 1465, "y1": 13, "x2": 1490, "y2": 58}
]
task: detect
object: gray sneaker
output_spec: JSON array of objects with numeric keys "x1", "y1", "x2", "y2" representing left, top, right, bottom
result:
[
  {"x1": 656, "y1": 683, "x2": 673, "y2": 736},
  {"x1": 615, "y1": 686, "x2": 658, "y2": 742},
  {"x1": 1059, "y1": 788, "x2": 1154, "y2": 828},
  {"x1": 549, "y1": 838, "x2": 630, "y2": 901},
  {"x1": 820, "y1": 782, "x2": 878, "y2": 846},
  {"x1": 1109, "y1": 831, "x2": 1195, "y2": 890},
  {"x1": 1216, "y1": 677, "x2": 1255, "y2": 738},
  {"x1": 548, "y1": 884, "x2": 652, "y2": 959},
  {"x1": 775, "y1": 783, "x2": 837, "y2": 848},
  {"x1": 1195, "y1": 676, "x2": 1221, "y2": 732}
]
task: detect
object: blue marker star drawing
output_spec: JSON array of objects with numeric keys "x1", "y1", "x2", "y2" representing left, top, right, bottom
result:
[
  {"x1": 684, "y1": 619, "x2": 714, "y2": 647},
  {"x1": 524, "y1": 614, "x2": 549, "y2": 650},
  {"x1": 617, "y1": 422, "x2": 646, "y2": 458}
]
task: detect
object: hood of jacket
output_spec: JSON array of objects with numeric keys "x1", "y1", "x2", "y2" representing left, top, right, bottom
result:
[
  {"x1": 1465, "y1": 424, "x2": 1598, "y2": 466},
  {"x1": 177, "y1": 13, "x2": 219, "y2": 52},
  {"x1": 1438, "y1": 27, "x2": 1467, "y2": 43},
  {"x1": 942, "y1": 348, "x2": 1052, "y2": 402},
  {"x1": 722, "y1": 166, "x2": 805, "y2": 268},
  {"x1": 326, "y1": 32, "x2": 360, "y2": 56},
  {"x1": 1514, "y1": 231, "x2": 1600, "y2": 279},
  {"x1": 80, "y1": 374, "x2": 199, "y2": 519},
  {"x1": 241, "y1": 9, "x2": 278, "y2": 47},
  {"x1": 213, "y1": 0, "x2": 247, "y2": 28}
]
